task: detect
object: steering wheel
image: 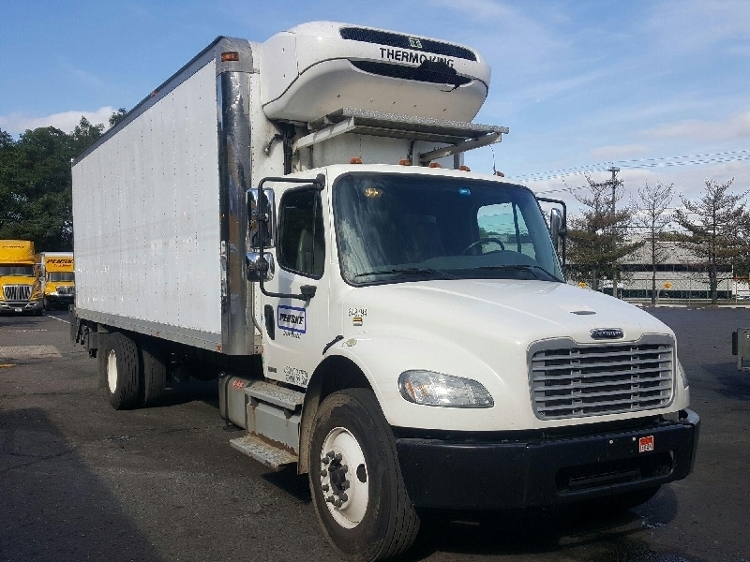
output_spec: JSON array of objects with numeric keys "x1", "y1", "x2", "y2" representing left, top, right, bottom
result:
[{"x1": 461, "y1": 237, "x2": 506, "y2": 255}]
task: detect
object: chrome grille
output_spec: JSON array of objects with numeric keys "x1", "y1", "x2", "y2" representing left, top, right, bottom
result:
[
  {"x1": 57, "y1": 286, "x2": 75, "y2": 295},
  {"x1": 530, "y1": 337, "x2": 674, "y2": 419},
  {"x1": 3, "y1": 285, "x2": 32, "y2": 301}
]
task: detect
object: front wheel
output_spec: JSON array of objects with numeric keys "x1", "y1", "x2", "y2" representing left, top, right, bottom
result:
[{"x1": 309, "y1": 389, "x2": 420, "y2": 561}]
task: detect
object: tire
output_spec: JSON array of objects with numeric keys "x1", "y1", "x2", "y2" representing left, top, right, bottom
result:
[
  {"x1": 97, "y1": 332, "x2": 109, "y2": 389},
  {"x1": 140, "y1": 339, "x2": 168, "y2": 406},
  {"x1": 308, "y1": 389, "x2": 420, "y2": 561},
  {"x1": 103, "y1": 331, "x2": 141, "y2": 410}
]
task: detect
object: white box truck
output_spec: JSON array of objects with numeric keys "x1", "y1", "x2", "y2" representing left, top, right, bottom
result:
[{"x1": 71, "y1": 21, "x2": 699, "y2": 561}]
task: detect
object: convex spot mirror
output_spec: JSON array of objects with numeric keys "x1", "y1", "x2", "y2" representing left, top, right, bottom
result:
[{"x1": 246, "y1": 252, "x2": 275, "y2": 282}]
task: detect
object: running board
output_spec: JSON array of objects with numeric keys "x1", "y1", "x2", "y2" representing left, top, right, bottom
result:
[{"x1": 230, "y1": 434, "x2": 298, "y2": 470}]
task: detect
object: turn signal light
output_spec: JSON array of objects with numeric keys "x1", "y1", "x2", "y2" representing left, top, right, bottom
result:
[
  {"x1": 459, "y1": 165, "x2": 471, "y2": 172},
  {"x1": 221, "y1": 52, "x2": 240, "y2": 62},
  {"x1": 398, "y1": 159, "x2": 411, "y2": 166},
  {"x1": 428, "y1": 162, "x2": 442, "y2": 168}
]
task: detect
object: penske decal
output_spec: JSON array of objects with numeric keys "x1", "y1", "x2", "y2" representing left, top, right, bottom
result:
[{"x1": 278, "y1": 305, "x2": 306, "y2": 335}]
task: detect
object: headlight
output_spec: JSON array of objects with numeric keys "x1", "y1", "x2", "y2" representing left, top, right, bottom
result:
[
  {"x1": 398, "y1": 370, "x2": 494, "y2": 408},
  {"x1": 677, "y1": 359, "x2": 689, "y2": 388}
]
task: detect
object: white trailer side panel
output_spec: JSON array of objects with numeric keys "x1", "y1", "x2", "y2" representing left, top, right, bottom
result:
[{"x1": 72, "y1": 60, "x2": 222, "y2": 339}]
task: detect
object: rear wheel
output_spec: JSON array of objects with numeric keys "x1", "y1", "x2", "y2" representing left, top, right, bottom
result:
[
  {"x1": 140, "y1": 339, "x2": 168, "y2": 406},
  {"x1": 309, "y1": 389, "x2": 420, "y2": 561},
  {"x1": 102, "y1": 331, "x2": 141, "y2": 410}
]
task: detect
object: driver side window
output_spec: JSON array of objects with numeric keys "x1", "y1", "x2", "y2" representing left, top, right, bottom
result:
[{"x1": 277, "y1": 188, "x2": 325, "y2": 278}]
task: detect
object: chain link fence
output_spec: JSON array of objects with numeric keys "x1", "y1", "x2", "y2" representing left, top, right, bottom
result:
[{"x1": 579, "y1": 275, "x2": 748, "y2": 304}]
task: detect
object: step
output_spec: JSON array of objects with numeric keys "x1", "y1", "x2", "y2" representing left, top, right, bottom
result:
[
  {"x1": 245, "y1": 380, "x2": 305, "y2": 410},
  {"x1": 229, "y1": 434, "x2": 298, "y2": 470}
]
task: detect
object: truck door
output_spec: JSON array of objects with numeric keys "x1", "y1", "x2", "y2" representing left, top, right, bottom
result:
[{"x1": 258, "y1": 181, "x2": 331, "y2": 388}]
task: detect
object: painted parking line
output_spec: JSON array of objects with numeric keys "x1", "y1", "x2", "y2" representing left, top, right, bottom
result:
[
  {"x1": 0, "y1": 345, "x2": 62, "y2": 359},
  {"x1": 45, "y1": 314, "x2": 71, "y2": 324}
]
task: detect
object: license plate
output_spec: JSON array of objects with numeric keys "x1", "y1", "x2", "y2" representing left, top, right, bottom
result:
[
  {"x1": 14, "y1": 308, "x2": 23, "y2": 313},
  {"x1": 639, "y1": 435, "x2": 655, "y2": 453}
]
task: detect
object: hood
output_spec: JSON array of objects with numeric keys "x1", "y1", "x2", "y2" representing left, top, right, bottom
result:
[{"x1": 344, "y1": 279, "x2": 671, "y2": 348}]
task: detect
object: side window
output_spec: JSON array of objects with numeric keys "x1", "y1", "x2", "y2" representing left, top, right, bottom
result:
[
  {"x1": 277, "y1": 188, "x2": 325, "y2": 278},
  {"x1": 477, "y1": 202, "x2": 535, "y2": 258}
]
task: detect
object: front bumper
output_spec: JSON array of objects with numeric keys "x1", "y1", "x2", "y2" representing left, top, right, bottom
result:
[
  {"x1": 46, "y1": 294, "x2": 75, "y2": 305},
  {"x1": 396, "y1": 409, "x2": 700, "y2": 510},
  {"x1": 0, "y1": 299, "x2": 43, "y2": 313}
]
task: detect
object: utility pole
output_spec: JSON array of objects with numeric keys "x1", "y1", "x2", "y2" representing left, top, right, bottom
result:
[
  {"x1": 608, "y1": 166, "x2": 620, "y2": 218},
  {"x1": 608, "y1": 167, "x2": 621, "y2": 298}
]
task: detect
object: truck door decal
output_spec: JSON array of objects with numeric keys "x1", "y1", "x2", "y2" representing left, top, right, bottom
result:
[{"x1": 278, "y1": 305, "x2": 307, "y2": 335}]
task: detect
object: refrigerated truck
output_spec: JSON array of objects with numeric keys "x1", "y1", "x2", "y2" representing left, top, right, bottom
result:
[
  {"x1": 71, "y1": 21, "x2": 699, "y2": 561},
  {"x1": 0, "y1": 240, "x2": 43, "y2": 315},
  {"x1": 40, "y1": 252, "x2": 75, "y2": 310}
]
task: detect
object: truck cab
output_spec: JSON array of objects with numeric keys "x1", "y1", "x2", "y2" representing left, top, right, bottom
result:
[
  {"x1": 0, "y1": 240, "x2": 43, "y2": 315},
  {"x1": 40, "y1": 252, "x2": 75, "y2": 310}
]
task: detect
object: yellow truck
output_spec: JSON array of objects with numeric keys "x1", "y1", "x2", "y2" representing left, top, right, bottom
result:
[
  {"x1": 40, "y1": 252, "x2": 75, "y2": 310},
  {"x1": 0, "y1": 240, "x2": 43, "y2": 315}
]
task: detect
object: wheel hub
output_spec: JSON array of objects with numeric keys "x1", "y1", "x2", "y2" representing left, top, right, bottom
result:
[{"x1": 319, "y1": 427, "x2": 368, "y2": 529}]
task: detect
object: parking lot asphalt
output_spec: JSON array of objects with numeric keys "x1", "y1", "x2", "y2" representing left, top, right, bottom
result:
[{"x1": 1, "y1": 307, "x2": 749, "y2": 562}]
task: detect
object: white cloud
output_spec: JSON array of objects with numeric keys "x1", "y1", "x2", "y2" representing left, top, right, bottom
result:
[
  {"x1": 643, "y1": 111, "x2": 750, "y2": 142},
  {"x1": 644, "y1": 0, "x2": 750, "y2": 57},
  {"x1": 0, "y1": 107, "x2": 116, "y2": 137},
  {"x1": 591, "y1": 144, "x2": 650, "y2": 162}
]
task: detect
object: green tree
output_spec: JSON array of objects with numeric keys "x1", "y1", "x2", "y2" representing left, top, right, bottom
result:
[
  {"x1": 2, "y1": 126, "x2": 74, "y2": 249},
  {"x1": 109, "y1": 108, "x2": 128, "y2": 127},
  {"x1": 674, "y1": 178, "x2": 749, "y2": 303},
  {"x1": 0, "y1": 109, "x2": 128, "y2": 251},
  {"x1": 71, "y1": 116, "x2": 105, "y2": 155},
  {"x1": 567, "y1": 174, "x2": 642, "y2": 292}
]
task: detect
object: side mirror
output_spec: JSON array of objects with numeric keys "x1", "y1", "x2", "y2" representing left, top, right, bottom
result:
[
  {"x1": 247, "y1": 188, "x2": 276, "y2": 249},
  {"x1": 549, "y1": 208, "x2": 567, "y2": 262},
  {"x1": 246, "y1": 252, "x2": 275, "y2": 282}
]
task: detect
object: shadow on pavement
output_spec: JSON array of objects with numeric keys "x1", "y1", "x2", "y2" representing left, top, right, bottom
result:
[
  {"x1": 407, "y1": 486, "x2": 686, "y2": 561},
  {"x1": 0, "y1": 408, "x2": 164, "y2": 562},
  {"x1": 705, "y1": 362, "x2": 750, "y2": 401}
]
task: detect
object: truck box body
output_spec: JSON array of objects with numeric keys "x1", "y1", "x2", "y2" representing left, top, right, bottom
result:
[
  {"x1": 71, "y1": 22, "x2": 698, "y2": 562},
  {"x1": 0, "y1": 240, "x2": 42, "y2": 314},
  {"x1": 73, "y1": 44, "x2": 245, "y2": 352}
]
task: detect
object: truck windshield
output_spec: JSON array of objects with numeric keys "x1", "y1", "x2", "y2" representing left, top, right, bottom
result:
[
  {"x1": 333, "y1": 173, "x2": 563, "y2": 285},
  {"x1": 48, "y1": 272, "x2": 75, "y2": 282},
  {"x1": 0, "y1": 266, "x2": 34, "y2": 276}
]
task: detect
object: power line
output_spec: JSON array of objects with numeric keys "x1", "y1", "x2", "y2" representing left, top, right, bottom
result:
[{"x1": 513, "y1": 149, "x2": 750, "y2": 183}]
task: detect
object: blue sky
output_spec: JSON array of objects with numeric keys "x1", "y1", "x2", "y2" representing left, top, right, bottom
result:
[{"x1": 2, "y1": 0, "x2": 749, "y2": 214}]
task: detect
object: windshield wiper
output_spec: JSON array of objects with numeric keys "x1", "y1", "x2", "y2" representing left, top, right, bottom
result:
[
  {"x1": 477, "y1": 264, "x2": 559, "y2": 281},
  {"x1": 354, "y1": 267, "x2": 457, "y2": 280}
]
